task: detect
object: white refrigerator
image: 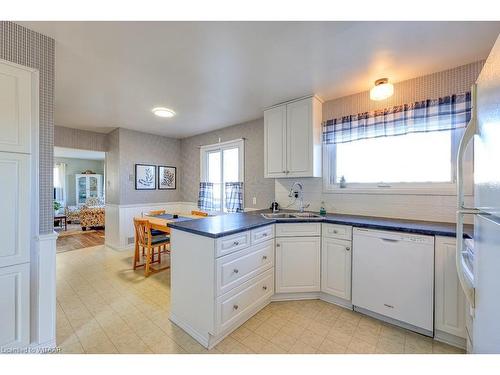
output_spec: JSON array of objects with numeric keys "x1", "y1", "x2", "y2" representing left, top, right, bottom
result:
[{"x1": 456, "y1": 34, "x2": 500, "y2": 354}]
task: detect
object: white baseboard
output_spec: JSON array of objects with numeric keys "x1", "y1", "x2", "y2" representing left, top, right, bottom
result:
[{"x1": 434, "y1": 330, "x2": 467, "y2": 349}]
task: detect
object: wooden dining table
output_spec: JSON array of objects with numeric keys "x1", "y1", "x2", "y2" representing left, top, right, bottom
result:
[{"x1": 137, "y1": 213, "x2": 203, "y2": 234}]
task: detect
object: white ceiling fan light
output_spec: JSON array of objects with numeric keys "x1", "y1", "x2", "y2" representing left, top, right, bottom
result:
[
  {"x1": 369, "y1": 78, "x2": 394, "y2": 101},
  {"x1": 152, "y1": 107, "x2": 176, "y2": 118}
]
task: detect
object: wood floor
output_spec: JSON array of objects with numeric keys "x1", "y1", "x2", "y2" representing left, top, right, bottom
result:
[{"x1": 57, "y1": 229, "x2": 105, "y2": 253}]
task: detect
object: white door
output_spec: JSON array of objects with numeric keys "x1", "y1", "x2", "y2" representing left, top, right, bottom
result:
[
  {"x1": 435, "y1": 236, "x2": 466, "y2": 338},
  {"x1": 286, "y1": 98, "x2": 312, "y2": 177},
  {"x1": 264, "y1": 106, "x2": 287, "y2": 178},
  {"x1": 0, "y1": 152, "x2": 30, "y2": 268},
  {"x1": 275, "y1": 236, "x2": 320, "y2": 293},
  {"x1": 0, "y1": 262, "x2": 30, "y2": 349},
  {"x1": 0, "y1": 60, "x2": 34, "y2": 154},
  {"x1": 321, "y1": 237, "x2": 352, "y2": 300}
]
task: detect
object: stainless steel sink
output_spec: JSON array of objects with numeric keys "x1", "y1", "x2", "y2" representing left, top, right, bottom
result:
[{"x1": 261, "y1": 212, "x2": 323, "y2": 220}]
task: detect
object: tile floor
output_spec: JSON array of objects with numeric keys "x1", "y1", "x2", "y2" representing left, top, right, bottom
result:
[{"x1": 56, "y1": 244, "x2": 465, "y2": 354}]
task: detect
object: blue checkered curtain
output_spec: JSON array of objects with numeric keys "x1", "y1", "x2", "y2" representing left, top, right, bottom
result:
[
  {"x1": 323, "y1": 92, "x2": 471, "y2": 144},
  {"x1": 198, "y1": 182, "x2": 215, "y2": 211},
  {"x1": 225, "y1": 182, "x2": 244, "y2": 213}
]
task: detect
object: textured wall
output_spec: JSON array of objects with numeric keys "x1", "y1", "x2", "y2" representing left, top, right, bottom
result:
[
  {"x1": 105, "y1": 129, "x2": 120, "y2": 205},
  {"x1": 55, "y1": 125, "x2": 108, "y2": 152},
  {"x1": 323, "y1": 61, "x2": 485, "y2": 121},
  {"x1": 180, "y1": 118, "x2": 275, "y2": 209},
  {"x1": 118, "y1": 128, "x2": 182, "y2": 205},
  {"x1": 54, "y1": 157, "x2": 105, "y2": 206},
  {"x1": 276, "y1": 61, "x2": 483, "y2": 223},
  {"x1": 0, "y1": 21, "x2": 55, "y2": 234}
]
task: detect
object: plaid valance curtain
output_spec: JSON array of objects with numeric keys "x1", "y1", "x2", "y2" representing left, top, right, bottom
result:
[
  {"x1": 225, "y1": 182, "x2": 244, "y2": 213},
  {"x1": 323, "y1": 92, "x2": 471, "y2": 144},
  {"x1": 198, "y1": 182, "x2": 244, "y2": 212}
]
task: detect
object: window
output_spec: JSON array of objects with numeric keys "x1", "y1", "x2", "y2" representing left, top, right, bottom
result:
[
  {"x1": 53, "y1": 162, "x2": 66, "y2": 205},
  {"x1": 200, "y1": 139, "x2": 244, "y2": 212},
  {"x1": 324, "y1": 129, "x2": 464, "y2": 192}
]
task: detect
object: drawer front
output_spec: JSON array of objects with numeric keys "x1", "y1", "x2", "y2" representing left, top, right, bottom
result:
[
  {"x1": 216, "y1": 240, "x2": 274, "y2": 296},
  {"x1": 322, "y1": 223, "x2": 352, "y2": 241},
  {"x1": 251, "y1": 225, "x2": 275, "y2": 245},
  {"x1": 215, "y1": 268, "x2": 274, "y2": 334},
  {"x1": 216, "y1": 231, "x2": 251, "y2": 257},
  {"x1": 275, "y1": 223, "x2": 321, "y2": 237}
]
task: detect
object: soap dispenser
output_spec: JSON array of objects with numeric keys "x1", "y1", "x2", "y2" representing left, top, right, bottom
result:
[{"x1": 319, "y1": 201, "x2": 327, "y2": 216}]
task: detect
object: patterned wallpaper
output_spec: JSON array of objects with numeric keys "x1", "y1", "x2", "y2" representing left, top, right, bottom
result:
[
  {"x1": 0, "y1": 21, "x2": 55, "y2": 234},
  {"x1": 323, "y1": 61, "x2": 485, "y2": 121},
  {"x1": 180, "y1": 118, "x2": 275, "y2": 209},
  {"x1": 55, "y1": 125, "x2": 109, "y2": 152}
]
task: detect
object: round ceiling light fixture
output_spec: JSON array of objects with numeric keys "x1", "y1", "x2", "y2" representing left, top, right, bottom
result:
[
  {"x1": 152, "y1": 107, "x2": 176, "y2": 118},
  {"x1": 369, "y1": 78, "x2": 394, "y2": 101}
]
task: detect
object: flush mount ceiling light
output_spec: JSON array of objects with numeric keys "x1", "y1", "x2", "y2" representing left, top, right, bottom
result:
[
  {"x1": 369, "y1": 78, "x2": 394, "y2": 101},
  {"x1": 152, "y1": 107, "x2": 176, "y2": 118}
]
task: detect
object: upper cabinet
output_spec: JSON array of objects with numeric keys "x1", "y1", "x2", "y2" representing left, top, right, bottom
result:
[{"x1": 264, "y1": 96, "x2": 322, "y2": 178}]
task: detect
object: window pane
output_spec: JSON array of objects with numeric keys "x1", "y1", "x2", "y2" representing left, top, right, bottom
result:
[
  {"x1": 223, "y1": 147, "x2": 239, "y2": 183},
  {"x1": 207, "y1": 151, "x2": 222, "y2": 210},
  {"x1": 335, "y1": 131, "x2": 452, "y2": 184}
]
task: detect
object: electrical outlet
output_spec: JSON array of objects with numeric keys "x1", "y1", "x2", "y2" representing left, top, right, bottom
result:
[{"x1": 252, "y1": 197, "x2": 257, "y2": 205}]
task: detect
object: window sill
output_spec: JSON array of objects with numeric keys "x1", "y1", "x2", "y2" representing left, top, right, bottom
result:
[{"x1": 322, "y1": 184, "x2": 467, "y2": 196}]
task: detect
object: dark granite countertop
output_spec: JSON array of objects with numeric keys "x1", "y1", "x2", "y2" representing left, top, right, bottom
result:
[{"x1": 167, "y1": 209, "x2": 473, "y2": 239}]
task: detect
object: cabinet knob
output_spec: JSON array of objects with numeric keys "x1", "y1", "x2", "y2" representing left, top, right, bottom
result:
[
  {"x1": 345, "y1": 247, "x2": 350, "y2": 251},
  {"x1": 262, "y1": 255, "x2": 267, "y2": 260},
  {"x1": 276, "y1": 243, "x2": 280, "y2": 247},
  {"x1": 233, "y1": 304, "x2": 239, "y2": 310},
  {"x1": 233, "y1": 241, "x2": 239, "y2": 246},
  {"x1": 262, "y1": 233, "x2": 268, "y2": 237},
  {"x1": 233, "y1": 269, "x2": 239, "y2": 274},
  {"x1": 262, "y1": 286, "x2": 268, "y2": 291},
  {"x1": 333, "y1": 230, "x2": 338, "y2": 234}
]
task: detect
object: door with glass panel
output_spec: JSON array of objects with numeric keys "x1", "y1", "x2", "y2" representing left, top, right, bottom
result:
[{"x1": 75, "y1": 174, "x2": 103, "y2": 206}]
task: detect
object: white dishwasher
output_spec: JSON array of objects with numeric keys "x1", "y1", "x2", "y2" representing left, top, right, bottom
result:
[{"x1": 352, "y1": 228, "x2": 434, "y2": 335}]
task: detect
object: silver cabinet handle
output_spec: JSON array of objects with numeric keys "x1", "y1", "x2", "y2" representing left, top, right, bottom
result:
[
  {"x1": 276, "y1": 243, "x2": 280, "y2": 247},
  {"x1": 233, "y1": 241, "x2": 239, "y2": 246},
  {"x1": 262, "y1": 233, "x2": 268, "y2": 237},
  {"x1": 282, "y1": 170, "x2": 286, "y2": 173},
  {"x1": 345, "y1": 247, "x2": 350, "y2": 251},
  {"x1": 384, "y1": 304, "x2": 394, "y2": 309},
  {"x1": 233, "y1": 269, "x2": 239, "y2": 274},
  {"x1": 262, "y1": 255, "x2": 267, "y2": 260},
  {"x1": 233, "y1": 304, "x2": 239, "y2": 310},
  {"x1": 262, "y1": 286, "x2": 268, "y2": 291}
]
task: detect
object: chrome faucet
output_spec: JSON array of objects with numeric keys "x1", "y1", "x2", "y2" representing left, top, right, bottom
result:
[{"x1": 288, "y1": 182, "x2": 310, "y2": 212}]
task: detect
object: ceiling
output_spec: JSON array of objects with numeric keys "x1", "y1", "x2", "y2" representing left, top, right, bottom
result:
[
  {"x1": 54, "y1": 147, "x2": 105, "y2": 160},
  {"x1": 20, "y1": 21, "x2": 500, "y2": 138}
]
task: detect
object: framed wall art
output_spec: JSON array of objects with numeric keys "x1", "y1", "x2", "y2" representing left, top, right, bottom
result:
[
  {"x1": 158, "y1": 165, "x2": 176, "y2": 190},
  {"x1": 135, "y1": 164, "x2": 156, "y2": 190}
]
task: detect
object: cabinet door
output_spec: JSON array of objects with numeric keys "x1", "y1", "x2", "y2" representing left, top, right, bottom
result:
[
  {"x1": 435, "y1": 236, "x2": 466, "y2": 338},
  {"x1": 275, "y1": 236, "x2": 320, "y2": 293},
  {"x1": 286, "y1": 98, "x2": 312, "y2": 177},
  {"x1": 321, "y1": 237, "x2": 352, "y2": 300},
  {"x1": 0, "y1": 263, "x2": 30, "y2": 349},
  {"x1": 0, "y1": 62, "x2": 33, "y2": 154},
  {"x1": 76, "y1": 175, "x2": 87, "y2": 205},
  {"x1": 264, "y1": 106, "x2": 287, "y2": 178},
  {"x1": 0, "y1": 152, "x2": 30, "y2": 268}
]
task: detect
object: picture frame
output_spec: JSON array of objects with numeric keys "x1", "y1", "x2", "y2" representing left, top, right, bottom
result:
[
  {"x1": 135, "y1": 164, "x2": 156, "y2": 190},
  {"x1": 158, "y1": 165, "x2": 177, "y2": 190}
]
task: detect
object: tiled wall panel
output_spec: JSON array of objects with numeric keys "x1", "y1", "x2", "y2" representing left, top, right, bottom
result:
[{"x1": 0, "y1": 21, "x2": 55, "y2": 234}]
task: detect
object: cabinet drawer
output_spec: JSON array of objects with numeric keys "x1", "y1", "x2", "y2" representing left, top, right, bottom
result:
[
  {"x1": 276, "y1": 223, "x2": 320, "y2": 237},
  {"x1": 216, "y1": 231, "x2": 251, "y2": 257},
  {"x1": 216, "y1": 240, "x2": 274, "y2": 296},
  {"x1": 215, "y1": 268, "x2": 274, "y2": 334},
  {"x1": 251, "y1": 225, "x2": 274, "y2": 245},
  {"x1": 322, "y1": 223, "x2": 352, "y2": 241}
]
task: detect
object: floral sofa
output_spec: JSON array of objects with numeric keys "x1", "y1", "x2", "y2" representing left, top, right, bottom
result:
[{"x1": 65, "y1": 197, "x2": 105, "y2": 230}]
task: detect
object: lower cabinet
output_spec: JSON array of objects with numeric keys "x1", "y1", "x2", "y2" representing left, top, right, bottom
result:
[
  {"x1": 435, "y1": 236, "x2": 466, "y2": 339},
  {"x1": 0, "y1": 262, "x2": 30, "y2": 349},
  {"x1": 275, "y1": 236, "x2": 321, "y2": 293},
  {"x1": 321, "y1": 237, "x2": 352, "y2": 300}
]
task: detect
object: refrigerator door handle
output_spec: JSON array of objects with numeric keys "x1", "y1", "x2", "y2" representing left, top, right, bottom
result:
[{"x1": 455, "y1": 84, "x2": 477, "y2": 309}]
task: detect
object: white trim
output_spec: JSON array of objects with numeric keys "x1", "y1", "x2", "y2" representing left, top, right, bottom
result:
[
  {"x1": 434, "y1": 330, "x2": 467, "y2": 350},
  {"x1": 263, "y1": 94, "x2": 324, "y2": 111}
]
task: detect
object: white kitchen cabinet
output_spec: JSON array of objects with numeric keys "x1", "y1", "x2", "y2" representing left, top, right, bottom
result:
[
  {"x1": 321, "y1": 237, "x2": 352, "y2": 300},
  {"x1": 275, "y1": 236, "x2": 321, "y2": 293},
  {"x1": 0, "y1": 262, "x2": 30, "y2": 349},
  {"x1": 264, "y1": 96, "x2": 322, "y2": 178},
  {"x1": 435, "y1": 236, "x2": 467, "y2": 339}
]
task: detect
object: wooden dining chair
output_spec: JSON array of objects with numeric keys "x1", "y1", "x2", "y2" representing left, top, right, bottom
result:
[
  {"x1": 133, "y1": 218, "x2": 170, "y2": 276},
  {"x1": 191, "y1": 210, "x2": 209, "y2": 217},
  {"x1": 146, "y1": 209, "x2": 166, "y2": 236}
]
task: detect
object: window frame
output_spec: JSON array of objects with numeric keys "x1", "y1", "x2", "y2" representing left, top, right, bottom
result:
[
  {"x1": 200, "y1": 138, "x2": 245, "y2": 212},
  {"x1": 322, "y1": 129, "x2": 470, "y2": 196}
]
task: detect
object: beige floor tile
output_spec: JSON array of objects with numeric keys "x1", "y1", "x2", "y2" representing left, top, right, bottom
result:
[
  {"x1": 257, "y1": 342, "x2": 288, "y2": 354},
  {"x1": 352, "y1": 325, "x2": 380, "y2": 346},
  {"x1": 265, "y1": 314, "x2": 288, "y2": 329},
  {"x1": 241, "y1": 315, "x2": 266, "y2": 331},
  {"x1": 298, "y1": 329, "x2": 326, "y2": 349},
  {"x1": 317, "y1": 338, "x2": 347, "y2": 354},
  {"x1": 230, "y1": 326, "x2": 252, "y2": 341},
  {"x1": 58, "y1": 335, "x2": 85, "y2": 354},
  {"x1": 254, "y1": 321, "x2": 281, "y2": 341},
  {"x1": 375, "y1": 336, "x2": 405, "y2": 354},
  {"x1": 239, "y1": 332, "x2": 269, "y2": 353},
  {"x1": 379, "y1": 324, "x2": 406, "y2": 345},
  {"x1": 270, "y1": 330, "x2": 297, "y2": 351},
  {"x1": 216, "y1": 336, "x2": 254, "y2": 354},
  {"x1": 289, "y1": 340, "x2": 317, "y2": 354},
  {"x1": 404, "y1": 333, "x2": 433, "y2": 354},
  {"x1": 306, "y1": 320, "x2": 331, "y2": 337},
  {"x1": 279, "y1": 321, "x2": 305, "y2": 339},
  {"x1": 346, "y1": 337, "x2": 376, "y2": 354}
]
